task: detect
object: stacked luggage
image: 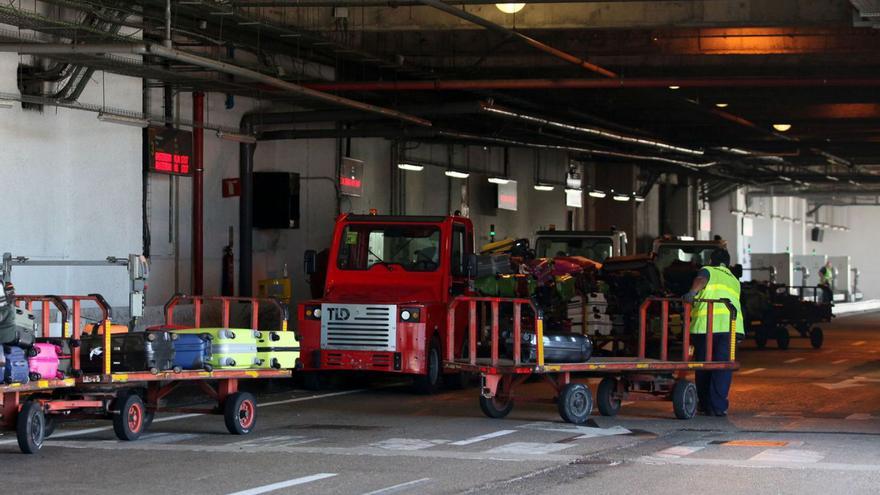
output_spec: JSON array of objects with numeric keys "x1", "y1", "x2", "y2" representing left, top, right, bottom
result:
[
  {"x1": 0, "y1": 305, "x2": 41, "y2": 384},
  {"x1": 168, "y1": 328, "x2": 299, "y2": 371},
  {"x1": 79, "y1": 329, "x2": 178, "y2": 374}
]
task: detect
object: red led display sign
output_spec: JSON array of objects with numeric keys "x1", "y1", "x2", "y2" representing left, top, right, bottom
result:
[
  {"x1": 339, "y1": 157, "x2": 364, "y2": 197},
  {"x1": 148, "y1": 126, "x2": 193, "y2": 176}
]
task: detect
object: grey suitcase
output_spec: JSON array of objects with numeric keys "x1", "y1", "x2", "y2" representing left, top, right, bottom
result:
[{"x1": 509, "y1": 331, "x2": 593, "y2": 363}]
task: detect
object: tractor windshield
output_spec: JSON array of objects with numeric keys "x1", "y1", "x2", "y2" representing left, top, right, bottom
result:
[
  {"x1": 336, "y1": 224, "x2": 442, "y2": 272},
  {"x1": 535, "y1": 237, "x2": 614, "y2": 262}
]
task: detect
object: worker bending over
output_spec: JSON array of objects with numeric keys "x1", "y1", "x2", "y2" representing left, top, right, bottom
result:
[{"x1": 684, "y1": 248, "x2": 744, "y2": 417}]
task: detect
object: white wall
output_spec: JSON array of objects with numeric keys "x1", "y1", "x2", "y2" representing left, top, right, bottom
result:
[
  {"x1": 804, "y1": 206, "x2": 876, "y2": 298},
  {"x1": 0, "y1": 54, "x2": 142, "y2": 307}
]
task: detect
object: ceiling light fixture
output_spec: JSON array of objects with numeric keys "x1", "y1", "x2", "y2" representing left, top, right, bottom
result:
[
  {"x1": 715, "y1": 103, "x2": 729, "y2": 108},
  {"x1": 495, "y1": 3, "x2": 526, "y2": 14},
  {"x1": 668, "y1": 85, "x2": 680, "y2": 90},
  {"x1": 397, "y1": 163, "x2": 424, "y2": 172},
  {"x1": 445, "y1": 170, "x2": 470, "y2": 179},
  {"x1": 825, "y1": 175, "x2": 840, "y2": 182},
  {"x1": 633, "y1": 194, "x2": 646, "y2": 202},
  {"x1": 97, "y1": 112, "x2": 149, "y2": 128},
  {"x1": 216, "y1": 130, "x2": 258, "y2": 144},
  {"x1": 534, "y1": 184, "x2": 555, "y2": 191},
  {"x1": 488, "y1": 177, "x2": 511, "y2": 185},
  {"x1": 588, "y1": 189, "x2": 607, "y2": 198},
  {"x1": 612, "y1": 192, "x2": 631, "y2": 202},
  {"x1": 772, "y1": 123, "x2": 792, "y2": 132}
]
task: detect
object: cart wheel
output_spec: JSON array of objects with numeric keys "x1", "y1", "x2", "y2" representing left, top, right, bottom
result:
[
  {"x1": 43, "y1": 415, "x2": 56, "y2": 439},
  {"x1": 597, "y1": 377, "x2": 622, "y2": 417},
  {"x1": 204, "y1": 364, "x2": 214, "y2": 373},
  {"x1": 776, "y1": 327, "x2": 790, "y2": 350},
  {"x1": 28, "y1": 346, "x2": 39, "y2": 357},
  {"x1": 755, "y1": 329, "x2": 768, "y2": 349},
  {"x1": 29, "y1": 372, "x2": 41, "y2": 381},
  {"x1": 412, "y1": 339, "x2": 441, "y2": 394},
  {"x1": 113, "y1": 393, "x2": 147, "y2": 441},
  {"x1": 479, "y1": 393, "x2": 514, "y2": 419},
  {"x1": 671, "y1": 380, "x2": 697, "y2": 420},
  {"x1": 558, "y1": 383, "x2": 593, "y2": 424},
  {"x1": 810, "y1": 327, "x2": 824, "y2": 349},
  {"x1": 149, "y1": 367, "x2": 159, "y2": 375},
  {"x1": 17, "y1": 400, "x2": 46, "y2": 454},
  {"x1": 224, "y1": 391, "x2": 257, "y2": 435}
]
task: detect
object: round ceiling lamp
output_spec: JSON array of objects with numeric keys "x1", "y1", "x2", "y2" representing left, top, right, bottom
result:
[
  {"x1": 496, "y1": 3, "x2": 526, "y2": 14},
  {"x1": 772, "y1": 123, "x2": 792, "y2": 132}
]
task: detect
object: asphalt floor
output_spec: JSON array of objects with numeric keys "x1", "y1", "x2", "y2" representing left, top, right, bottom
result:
[{"x1": 2, "y1": 312, "x2": 878, "y2": 494}]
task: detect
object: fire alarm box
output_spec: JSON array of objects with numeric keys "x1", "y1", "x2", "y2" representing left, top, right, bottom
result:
[{"x1": 253, "y1": 172, "x2": 300, "y2": 229}]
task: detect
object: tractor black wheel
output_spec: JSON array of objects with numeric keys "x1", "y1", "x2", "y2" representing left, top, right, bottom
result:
[
  {"x1": 810, "y1": 327, "x2": 824, "y2": 349},
  {"x1": 776, "y1": 327, "x2": 790, "y2": 350}
]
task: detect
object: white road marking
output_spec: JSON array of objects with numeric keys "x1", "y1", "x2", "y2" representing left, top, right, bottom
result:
[
  {"x1": 138, "y1": 432, "x2": 202, "y2": 444},
  {"x1": 739, "y1": 368, "x2": 766, "y2": 375},
  {"x1": 831, "y1": 359, "x2": 849, "y2": 365},
  {"x1": 486, "y1": 442, "x2": 575, "y2": 455},
  {"x1": 517, "y1": 421, "x2": 631, "y2": 439},
  {"x1": 784, "y1": 358, "x2": 805, "y2": 364},
  {"x1": 655, "y1": 445, "x2": 705, "y2": 458},
  {"x1": 845, "y1": 413, "x2": 875, "y2": 420},
  {"x1": 450, "y1": 430, "x2": 516, "y2": 446},
  {"x1": 0, "y1": 389, "x2": 376, "y2": 446},
  {"x1": 371, "y1": 438, "x2": 444, "y2": 451},
  {"x1": 231, "y1": 435, "x2": 321, "y2": 449},
  {"x1": 225, "y1": 473, "x2": 337, "y2": 495},
  {"x1": 46, "y1": 439, "x2": 580, "y2": 462},
  {"x1": 749, "y1": 449, "x2": 824, "y2": 463},
  {"x1": 813, "y1": 379, "x2": 865, "y2": 390},
  {"x1": 852, "y1": 341, "x2": 867, "y2": 346},
  {"x1": 638, "y1": 455, "x2": 880, "y2": 472},
  {"x1": 360, "y1": 478, "x2": 432, "y2": 495}
]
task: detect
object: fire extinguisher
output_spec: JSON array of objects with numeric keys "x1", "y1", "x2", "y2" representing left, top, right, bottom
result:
[{"x1": 221, "y1": 226, "x2": 234, "y2": 296}]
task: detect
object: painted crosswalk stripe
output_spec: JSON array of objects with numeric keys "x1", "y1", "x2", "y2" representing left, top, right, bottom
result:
[
  {"x1": 371, "y1": 438, "x2": 444, "y2": 451},
  {"x1": 846, "y1": 413, "x2": 875, "y2": 420},
  {"x1": 226, "y1": 473, "x2": 337, "y2": 495},
  {"x1": 486, "y1": 442, "x2": 575, "y2": 455},
  {"x1": 739, "y1": 368, "x2": 766, "y2": 375},
  {"x1": 451, "y1": 430, "x2": 516, "y2": 446},
  {"x1": 784, "y1": 358, "x2": 804, "y2": 364},
  {"x1": 361, "y1": 478, "x2": 432, "y2": 495},
  {"x1": 852, "y1": 341, "x2": 867, "y2": 346},
  {"x1": 832, "y1": 359, "x2": 849, "y2": 365},
  {"x1": 749, "y1": 449, "x2": 824, "y2": 463},
  {"x1": 656, "y1": 445, "x2": 704, "y2": 458}
]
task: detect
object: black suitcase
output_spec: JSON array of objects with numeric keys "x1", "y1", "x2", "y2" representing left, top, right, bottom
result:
[
  {"x1": 510, "y1": 331, "x2": 593, "y2": 363},
  {"x1": 79, "y1": 331, "x2": 177, "y2": 374},
  {"x1": 0, "y1": 306, "x2": 36, "y2": 347}
]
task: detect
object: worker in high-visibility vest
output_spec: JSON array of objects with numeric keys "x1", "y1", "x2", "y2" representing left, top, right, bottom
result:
[
  {"x1": 818, "y1": 260, "x2": 834, "y2": 303},
  {"x1": 684, "y1": 248, "x2": 744, "y2": 417}
]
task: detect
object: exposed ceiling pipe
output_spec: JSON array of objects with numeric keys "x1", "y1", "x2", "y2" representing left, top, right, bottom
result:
[
  {"x1": 414, "y1": 0, "x2": 617, "y2": 79},
  {"x1": 481, "y1": 103, "x2": 706, "y2": 157},
  {"x1": 304, "y1": 77, "x2": 880, "y2": 92},
  {"x1": 0, "y1": 43, "x2": 432, "y2": 127},
  {"x1": 236, "y1": 0, "x2": 692, "y2": 6}
]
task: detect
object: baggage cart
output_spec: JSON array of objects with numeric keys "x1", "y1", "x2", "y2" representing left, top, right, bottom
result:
[
  {"x1": 444, "y1": 296, "x2": 739, "y2": 424},
  {"x1": 1, "y1": 294, "x2": 292, "y2": 454}
]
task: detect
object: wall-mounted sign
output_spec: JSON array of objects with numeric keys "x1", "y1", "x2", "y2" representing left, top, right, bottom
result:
[
  {"x1": 566, "y1": 189, "x2": 583, "y2": 208},
  {"x1": 742, "y1": 216, "x2": 754, "y2": 237},
  {"x1": 222, "y1": 178, "x2": 241, "y2": 198},
  {"x1": 340, "y1": 157, "x2": 364, "y2": 197},
  {"x1": 497, "y1": 180, "x2": 518, "y2": 211},
  {"x1": 148, "y1": 126, "x2": 193, "y2": 176}
]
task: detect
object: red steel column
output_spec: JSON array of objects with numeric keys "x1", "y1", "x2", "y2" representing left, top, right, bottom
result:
[{"x1": 192, "y1": 92, "x2": 205, "y2": 295}]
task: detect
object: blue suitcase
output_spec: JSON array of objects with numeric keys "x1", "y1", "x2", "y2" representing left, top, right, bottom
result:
[
  {"x1": 4, "y1": 345, "x2": 30, "y2": 384},
  {"x1": 172, "y1": 333, "x2": 213, "y2": 371}
]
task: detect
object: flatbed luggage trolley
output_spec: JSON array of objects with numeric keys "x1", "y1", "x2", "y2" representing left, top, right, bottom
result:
[
  {"x1": 443, "y1": 296, "x2": 739, "y2": 424},
  {"x1": 2, "y1": 294, "x2": 292, "y2": 454}
]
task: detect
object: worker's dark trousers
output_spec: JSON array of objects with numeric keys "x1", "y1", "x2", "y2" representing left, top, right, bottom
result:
[{"x1": 692, "y1": 333, "x2": 735, "y2": 414}]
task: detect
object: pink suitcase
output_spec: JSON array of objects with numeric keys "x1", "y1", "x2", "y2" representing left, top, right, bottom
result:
[{"x1": 27, "y1": 342, "x2": 63, "y2": 381}]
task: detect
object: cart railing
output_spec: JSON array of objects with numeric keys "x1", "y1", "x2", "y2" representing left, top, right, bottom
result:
[
  {"x1": 14, "y1": 295, "x2": 69, "y2": 339},
  {"x1": 446, "y1": 296, "x2": 541, "y2": 367},
  {"x1": 17, "y1": 294, "x2": 114, "y2": 374},
  {"x1": 788, "y1": 285, "x2": 824, "y2": 304},
  {"x1": 164, "y1": 294, "x2": 290, "y2": 331},
  {"x1": 638, "y1": 296, "x2": 738, "y2": 363}
]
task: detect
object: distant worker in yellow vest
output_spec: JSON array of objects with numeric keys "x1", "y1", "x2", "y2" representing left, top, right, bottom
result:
[
  {"x1": 818, "y1": 260, "x2": 834, "y2": 303},
  {"x1": 684, "y1": 248, "x2": 744, "y2": 417}
]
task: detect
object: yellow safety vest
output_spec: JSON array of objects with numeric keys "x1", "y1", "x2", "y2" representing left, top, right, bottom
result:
[{"x1": 691, "y1": 265, "x2": 744, "y2": 335}]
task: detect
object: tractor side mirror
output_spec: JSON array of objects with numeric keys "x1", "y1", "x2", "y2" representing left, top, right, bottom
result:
[
  {"x1": 466, "y1": 253, "x2": 478, "y2": 278},
  {"x1": 303, "y1": 249, "x2": 318, "y2": 275}
]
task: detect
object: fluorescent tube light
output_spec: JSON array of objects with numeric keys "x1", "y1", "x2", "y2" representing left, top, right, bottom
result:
[
  {"x1": 97, "y1": 112, "x2": 149, "y2": 128},
  {"x1": 588, "y1": 189, "x2": 606, "y2": 198},
  {"x1": 216, "y1": 130, "x2": 257, "y2": 144},
  {"x1": 397, "y1": 163, "x2": 424, "y2": 172},
  {"x1": 533, "y1": 184, "x2": 555, "y2": 191},
  {"x1": 445, "y1": 170, "x2": 470, "y2": 179},
  {"x1": 488, "y1": 177, "x2": 510, "y2": 185}
]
